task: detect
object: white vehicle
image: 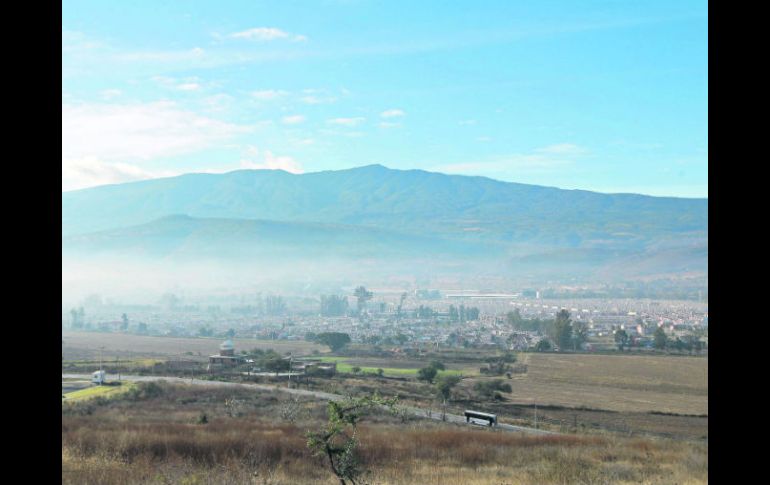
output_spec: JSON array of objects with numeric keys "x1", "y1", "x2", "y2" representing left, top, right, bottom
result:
[{"x1": 92, "y1": 370, "x2": 106, "y2": 385}]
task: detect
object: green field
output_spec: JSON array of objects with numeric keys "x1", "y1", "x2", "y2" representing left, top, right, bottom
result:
[{"x1": 62, "y1": 382, "x2": 137, "y2": 402}]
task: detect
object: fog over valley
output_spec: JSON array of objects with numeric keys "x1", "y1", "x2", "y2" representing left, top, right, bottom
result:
[{"x1": 62, "y1": 165, "x2": 707, "y2": 307}]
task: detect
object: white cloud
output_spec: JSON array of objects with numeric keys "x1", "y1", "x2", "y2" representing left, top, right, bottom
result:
[
  {"x1": 378, "y1": 122, "x2": 400, "y2": 129},
  {"x1": 239, "y1": 146, "x2": 304, "y2": 174},
  {"x1": 380, "y1": 109, "x2": 405, "y2": 118},
  {"x1": 177, "y1": 83, "x2": 201, "y2": 91},
  {"x1": 152, "y1": 76, "x2": 204, "y2": 91},
  {"x1": 62, "y1": 30, "x2": 104, "y2": 53},
  {"x1": 230, "y1": 27, "x2": 307, "y2": 42},
  {"x1": 300, "y1": 94, "x2": 337, "y2": 104},
  {"x1": 62, "y1": 101, "x2": 251, "y2": 163},
  {"x1": 251, "y1": 89, "x2": 289, "y2": 100},
  {"x1": 433, "y1": 143, "x2": 589, "y2": 176},
  {"x1": 62, "y1": 157, "x2": 178, "y2": 191},
  {"x1": 151, "y1": 75, "x2": 174, "y2": 85},
  {"x1": 459, "y1": 119, "x2": 477, "y2": 125},
  {"x1": 437, "y1": 156, "x2": 566, "y2": 174},
  {"x1": 327, "y1": 117, "x2": 365, "y2": 127},
  {"x1": 201, "y1": 93, "x2": 235, "y2": 112},
  {"x1": 99, "y1": 89, "x2": 122, "y2": 100},
  {"x1": 282, "y1": 115, "x2": 306, "y2": 125},
  {"x1": 118, "y1": 47, "x2": 206, "y2": 63},
  {"x1": 535, "y1": 143, "x2": 588, "y2": 156}
]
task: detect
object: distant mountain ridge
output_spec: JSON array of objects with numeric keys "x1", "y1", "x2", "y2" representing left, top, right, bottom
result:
[
  {"x1": 62, "y1": 165, "x2": 707, "y2": 247},
  {"x1": 61, "y1": 165, "x2": 707, "y2": 282}
]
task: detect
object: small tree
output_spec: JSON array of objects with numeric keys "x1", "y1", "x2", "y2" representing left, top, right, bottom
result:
[
  {"x1": 316, "y1": 332, "x2": 352, "y2": 352},
  {"x1": 614, "y1": 329, "x2": 629, "y2": 351},
  {"x1": 417, "y1": 366, "x2": 438, "y2": 384},
  {"x1": 307, "y1": 394, "x2": 397, "y2": 485},
  {"x1": 653, "y1": 326, "x2": 667, "y2": 350},
  {"x1": 551, "y1": 309, "x2": 573, "y2": 350},
  {"x1": 535, "y1": 339, "x2": 552, "y2": 352},
  {"x1": 435, "y1": 374, "x2": 461, "y2": 402},
  {"x1": 506, "y1": 309, "x2": 523, "y2": 328},
  {"x1": 573, "y1": 320, "x2": 589, "y2": 350}
]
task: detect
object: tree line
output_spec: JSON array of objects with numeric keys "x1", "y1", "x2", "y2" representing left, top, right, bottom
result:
[{"x1": 506, "y1": 309, "x2": 588, "y2": 351}]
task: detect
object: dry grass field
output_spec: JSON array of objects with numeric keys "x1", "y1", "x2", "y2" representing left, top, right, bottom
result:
[
  {"x1": 462, "y1": 353, "x2": 708, "y2": 416},
  {"x1": 61, "y1": 332, "x2": 707, "y2": 439},
  {"x1": 62, "y1": 331, "x2": 327, "y2": 361},
  {"x1": 62, "y1": 382, "x2": 708, "y2": 485}
]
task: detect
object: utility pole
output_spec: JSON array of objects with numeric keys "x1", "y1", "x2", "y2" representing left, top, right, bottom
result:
[
  {"x1": 287, "y1": 354, "x2": 292, "y2": 388},
  {"x1": 99, "y1": 346, "x2": 104, "y2": 385}
]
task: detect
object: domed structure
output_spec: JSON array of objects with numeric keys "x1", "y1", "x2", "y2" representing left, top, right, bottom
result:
[
  {"x1": 208, "y1": 338, "x2": 243, "y2": 369},
  {"x1": 219, "y1": 339, "x2": 235, "y2": 356}
]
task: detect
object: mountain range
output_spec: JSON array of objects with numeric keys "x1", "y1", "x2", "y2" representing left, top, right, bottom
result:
[{"x1": 62, "y1": 165, "x2": 707, "y2": 284}]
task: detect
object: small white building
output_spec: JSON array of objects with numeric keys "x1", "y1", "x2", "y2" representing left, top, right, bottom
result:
[{"x1": 92, "y1": 370, "x2": 106, "y2": 385}]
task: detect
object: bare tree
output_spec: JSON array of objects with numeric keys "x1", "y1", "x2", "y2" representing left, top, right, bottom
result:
[{"x1": 307, "y1": 394, "x2": 397, "y2": 485}]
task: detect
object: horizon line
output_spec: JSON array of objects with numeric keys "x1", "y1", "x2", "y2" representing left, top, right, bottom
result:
[{"x1": 62, "y1": 163, "x2": 708, "y2": 200}]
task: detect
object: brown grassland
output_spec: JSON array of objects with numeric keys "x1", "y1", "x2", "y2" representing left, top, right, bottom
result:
[
  {"x1": 62, "y1": 331, "x2": 708, "y2": 440},
  {"x1": 62, "y1": 331, "x2": 326, "y2": 361},
  {"x1": 512, "y1": 353, "x2": 707, "y2": 414},
  {"x1": 332, "y1": 352, "x2": 707, "y2": 414},
  {"x1": 62, "y1": 382, "x2": 707, "y2": 485}
]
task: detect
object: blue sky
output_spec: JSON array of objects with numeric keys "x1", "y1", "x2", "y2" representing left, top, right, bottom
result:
[{"x1": 62, "y1": 0, "x2": 707, "y2": 197}]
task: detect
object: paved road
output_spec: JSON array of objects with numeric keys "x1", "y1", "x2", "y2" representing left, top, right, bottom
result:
[{"x1": 62, "y1": 373, "x2": 554, "y2": 436}]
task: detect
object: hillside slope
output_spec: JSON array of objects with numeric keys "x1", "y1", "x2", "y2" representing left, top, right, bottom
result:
[{"x1": 62, "y1": 165, "x2": 707, "y2": 250}]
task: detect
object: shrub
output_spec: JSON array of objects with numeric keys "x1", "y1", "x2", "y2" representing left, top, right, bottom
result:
[
  {"x1": 417, "y1": 366, "x2": 438, "y2": 383},
  {"x1": 127, "y1": 381, "x2": 165, "y2": 401},
  {"x1": 474, "y1": 379, "x2": 512, "y2": 399}
]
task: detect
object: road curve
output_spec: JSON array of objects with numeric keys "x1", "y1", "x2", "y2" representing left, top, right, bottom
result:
[{"x1": 62, "y1": 373, "x2": 555, "y2": 436}]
